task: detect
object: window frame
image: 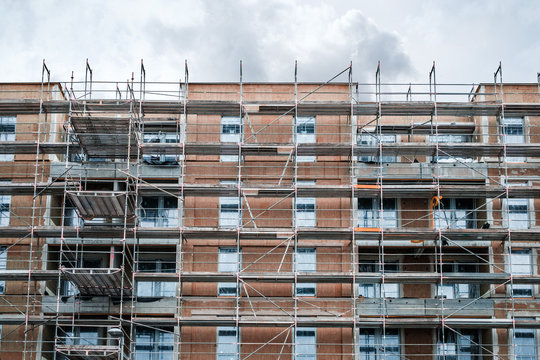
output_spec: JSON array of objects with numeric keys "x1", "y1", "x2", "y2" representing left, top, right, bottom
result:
[
  {"x1": 295, "y1": 116, "x2": 316, "y2": 163},
  {"x1": 295, "y1": 248, "x2": 316, "y2": 297},
  {"x1": 0, "y1": 116, "x2": 16, "y2": 162},
  {"x1": 219, "y1": 181, "x2": 241, "y2": 228},
  {"x1": 143, "y1": 132, "x2": 181, "y2": 165},
  {"x1": 295, "y1": 327, "x2": 316, "y2": 360},
  {"x1": 436, "y1": 260, "x2": 479, "y2": 299},
  {"x1": 501, "y1": 117, "x2": 526, "y2": 162},
  {"x1": 0, "y1": 246, "x2": 6, "y2": 294},
  {"x1": 429, "y1": 134, "x2": 474, "y2": 163},
  {"x1": 509, "y1": 248, "x2": 534, "y2": 298},
  {"x1": 513, "y1": 322, "x2": 537, "y2": 360},
  {"x1": 217, "y1": 326, "x2": 240, "y2": 360},
  {"x1": 433, "y1": 198, "x2": 476, "y2": 230},
  {"x1": 436, "y1": 329, "x2": 480, "y2": 360},
  {"x1": 357, "y1": 328, "x2": 401, "y2": 360},
  {"x1": 218, "y1": 247, "x2": 241, "y2": 296},
  {"x1": 295, "y1": 181, "x2": 316, "y2": 228},
  {"x1": 137, "y1": 258, "x2": 176, "y2": 298},
  {"x1": 0, "y1": 194, "x2": 11, "y2": 227},
  {"x1": 357, "y1": 198, "x2": 398, "y2": 229},
  {"x1": 140, "y1": 196, "x2": 179, "y2": 228},
  {"x1": 221, "y1": 116, "x2": 242, "y2": 162},
  {"x1": 358, "y1": 259, "x2": 400, "y2": 298},
  {"x1": 358, "y1": 133, "x2": 397, "y2": 163},
  {"x1": 135, "y1": 327, "x2": 174, "y2": 360}
]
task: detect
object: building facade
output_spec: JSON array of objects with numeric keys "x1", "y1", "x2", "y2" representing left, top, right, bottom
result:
[{"x1": 0, "y1": 65, "x2": 539, "y2": 359}]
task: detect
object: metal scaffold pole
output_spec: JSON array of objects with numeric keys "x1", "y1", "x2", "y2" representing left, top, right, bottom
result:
[
  {"x1": 349, "y1": 61, "x2": 358, "y2": 359},
  {"x1": 24, "y1": 59, "x2": 50, "y2": 360}
]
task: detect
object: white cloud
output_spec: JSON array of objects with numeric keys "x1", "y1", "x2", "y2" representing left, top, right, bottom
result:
[
  {"x1": 0, "y1": 0, "x2": 538, "y2": 86},
  {"x1": 0, "y1": 0, "x2": 415, "y2": 84}
]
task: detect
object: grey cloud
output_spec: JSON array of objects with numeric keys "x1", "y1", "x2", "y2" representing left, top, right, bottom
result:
[{"x1": 0, "y1": 0, "x2": 415, "y2": 84}]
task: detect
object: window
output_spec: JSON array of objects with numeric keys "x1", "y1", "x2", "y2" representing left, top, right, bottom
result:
[
  {"x1": 429, "y1": 134, "x2": 473, "y2": 162},
  {"x1": 137, "y1": 259, "x2": 176, "y2": 297},
  {"x1": 221, "y1": 116, "x2": 242, "y2": 162},
  {"x1": 296, "y1": 328, "x2": 316, "y2": 360},
  {"x1": 358, "y1": 260, "x2": 399, "y2": 298},
  {"x1": 515, "y1": 326, "x2": 537, "y2": 360},
  {"x1": 434, "y1": 198, "x2": 475, "y2": 229},
  {"x1": 510, "y1": 249, "x2": 533, "y2": 297},
  {"x1": 508, "y1": 199, "x2": 529, "y2": 230},
  {"x1": 296, "y1": 181, "x2": 316, "y2": 227},
  {"x1": 502, "y1": 117, "x2": 525, "y2": 162},
  {"x1": 135, "y1": 327, "x2": 174, "y2": 360},
  {"x1": 296, "y1": 116, "x2": 316, "y2": 162},
  {"x1": 0, "y1": 194, "x2": 10, "y2": 226},
  {"x1": 295, "y1": 248, "x2": 316, "y2": 296},
  {"x1": 358, "y1": 198, "x2": 397, "y2": 228},
  {"x1": 437, "y1": 261, "x2": 478, "y2": 299},
  {"x1": 140, "y1": 196, "x2": 178, "y2": 228},
  {"x1": 358, "y1": 329, "x2": 400, "y2": 360},
  {"x1": 61, "y1": 327, "x2": 100, "y2": 346},
  {"x1": 0, "y1": 116, "x2": 16, "y2": 162},
  {"x1": 218, "y1": 248, "x2": 241, "y2": 296},
  {"x1": 217, "y1": 327, "x2": 239, "y2": 360},
  {"x1": 220, "y1": 181, "x2": 240, "y2": 228},
  {"x1": 296, "y1": 197, "x2": 316, "y2": 227},
  {"x1": 64, "y1": 201, "x2": 83, "y2": 227},
  {"x1": 143, "y1": 132, "x2": 180, "y2": 165},
  {"x1": 437, "y1": 329, "x2": 479, "y2": 360},
  {"x1": 358, "y1": 133, "x2": 396, "y2": 163},
  {"x1": 0, "y1": 246, "x2": 6, "y2": 294}
]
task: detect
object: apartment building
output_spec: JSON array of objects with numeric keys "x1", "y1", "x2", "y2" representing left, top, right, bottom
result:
[{"x1": 0, "y1": 63, "x2": 538, "y2": 360}]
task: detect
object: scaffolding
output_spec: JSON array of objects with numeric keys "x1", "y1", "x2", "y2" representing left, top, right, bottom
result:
[{"x1": 0, "y1": 60, "x2": 539, "y2": 359}]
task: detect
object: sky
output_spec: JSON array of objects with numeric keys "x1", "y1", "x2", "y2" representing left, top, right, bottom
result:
[{"x1": 0, "y1": 0, "x2": 539, "y2": 87}]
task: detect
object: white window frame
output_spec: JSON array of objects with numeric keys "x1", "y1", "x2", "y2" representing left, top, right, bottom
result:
[
  {"x1": 436, "y1": 329, "x2": 480, "y2": 360},
  {"x1": 220, "y1": 181, "x2": 240, "y2": 228},
  {"x1": 218, "y1": 247, "x2": 241, "y2": 296},
  {"x1": 135, "y1": 327, "x2": 174, "y2": 360},
  {"x1": 217, "y1": 326, "x2": 239, "y2": 360},
  {"x1": 295, "y1": 327, "x2": 316, "y2": 360},
  {"x1": 357, "y1": 328, "x2": 400, "y2": 360},
  {"x1": 357, "y1": 198, "x2": 398, "y2": 229},
  {"x1": 434, "y1": 198, "x2": 475, "y2": 230},
  {"x1": 221, "y1": 116, "x2": 242, "y2": 162},
  {"x1": 358, "y1": 133, "x2": 396, "y2": 163},
  {"x1": 507, "y1": 198, "x2": 530, "y2": 230},
  {"x1": 61, "y1": 327, "x2": 100, "y2": 346},
  {"x1": 140, "y1": 196, "x2": 179, "y2": 228},
  {"x1": 0, "y1": 194, "x2": 11, "y2": 227},
  {"x1": 0, "y1": 116, "x2": 16, "y2": 162},
  {"x1": 64, "y1": 200, "x2": 83, "y2": 227},
  {"x1": 0, "y1": 246, "x2": 6, "y2": 294},
  {"x1": 295, "y1": 181, "x2": 316, "y2": 228},
  {"x1": 295, "y1": 248, "x2": 316, "y2": 297},
  {"x1": 137, "y1": 258, "x2": 176, "y2": 297},
  {"x1": 501, "y1": 117, "x2": 526, "y2": 162},
  {"x1": 296, "y1": 116, "x2": 316, "y2": 163},
  {"x1": 358, "y1": 259, "x2": 400, "y2": 298},
  {"x1": 429, "y1": 134, "x2": 473, "y2": 163},
  {"x1": 510, "y1": 249, "x2": 534, "y2": 297},
  {"x1": 436, "y1": 261, "x2": 479, "y2": 299},
  {"x1": 513, "y1": 322, "x2": 537, "y2": 360},
  {"x1": 143, "y1": 132, "x2": 181, "y2": 165}
]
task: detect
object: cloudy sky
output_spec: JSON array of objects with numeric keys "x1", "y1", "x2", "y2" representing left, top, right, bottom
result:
[{"x1": 1, "y1": 0, "x2": 539, "y2": 86}]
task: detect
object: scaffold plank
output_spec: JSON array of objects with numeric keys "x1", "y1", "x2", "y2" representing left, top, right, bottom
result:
[{"x1": 2, "y1": 99, "x2": 540, "y2": 117}]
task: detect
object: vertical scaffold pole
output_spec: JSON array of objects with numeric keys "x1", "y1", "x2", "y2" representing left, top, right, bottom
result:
[
  {"x1": 293, "y1": 60, "x2": 299, "y2": 360},
  {"x1": 349, "y1": 61, "x2": 358, "y2": 359},
  {"x1": 24, "y1": 59, "x2": 50, "y2": 360}
]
